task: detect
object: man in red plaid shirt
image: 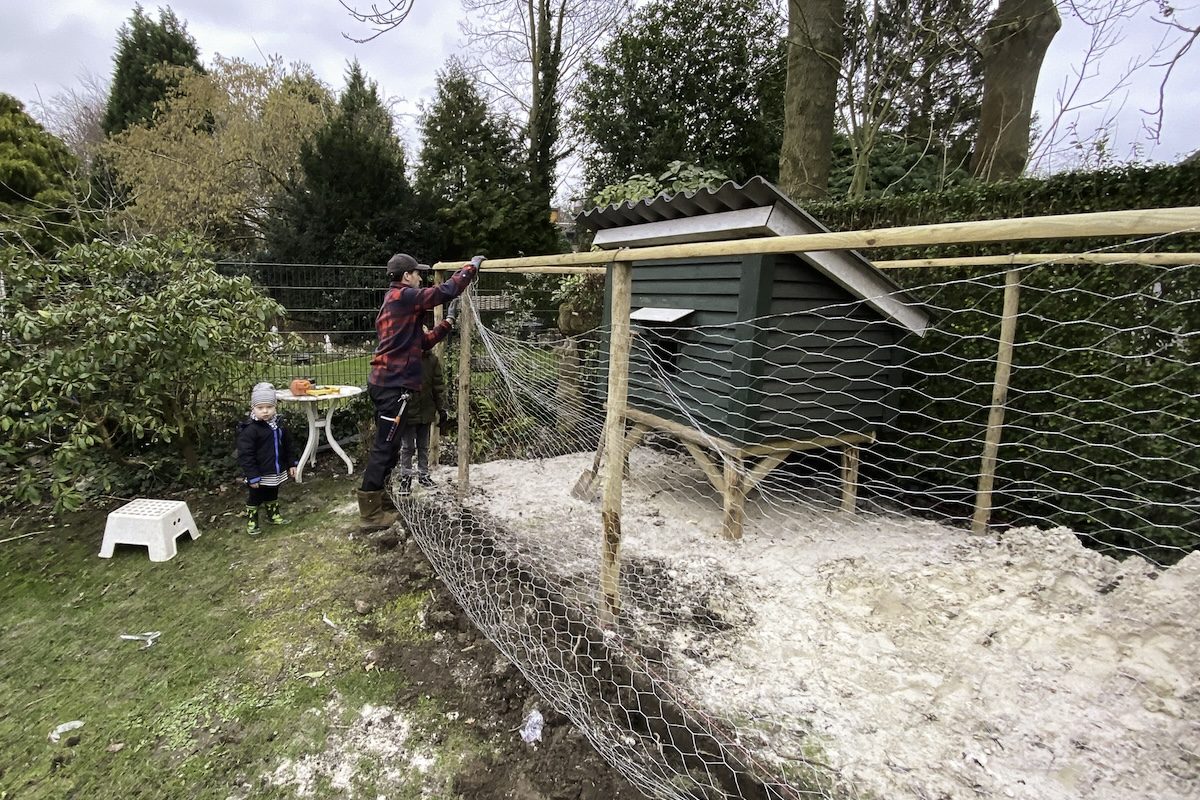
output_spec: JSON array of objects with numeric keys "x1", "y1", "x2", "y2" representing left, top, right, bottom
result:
[{"x1": 357, "y1": 252, "x2": 483, "y2": 529}]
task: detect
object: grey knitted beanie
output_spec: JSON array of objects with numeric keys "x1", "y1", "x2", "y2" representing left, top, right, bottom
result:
[{"x1": 251, "y1": 382, "x2": 277, "y2": 408}]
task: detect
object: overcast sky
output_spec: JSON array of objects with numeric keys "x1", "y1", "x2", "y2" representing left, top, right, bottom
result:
[{"x1": 2, "y1": 1, "x2": 1196, "y2": 188}]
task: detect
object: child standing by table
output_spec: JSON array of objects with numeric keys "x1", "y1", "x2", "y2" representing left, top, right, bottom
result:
[{"x1": 236, "y1": 382, "x2": 298, "y2": 535}]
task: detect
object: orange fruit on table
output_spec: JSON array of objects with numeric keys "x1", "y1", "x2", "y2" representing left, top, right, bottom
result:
[{"x1": 289, "y1": 378, "x2": 312, "y2": 396}]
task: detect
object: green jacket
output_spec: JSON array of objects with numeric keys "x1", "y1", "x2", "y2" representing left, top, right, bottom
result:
[{"x1": 408, "y1": 350, "x2": 446, "y2": 424}]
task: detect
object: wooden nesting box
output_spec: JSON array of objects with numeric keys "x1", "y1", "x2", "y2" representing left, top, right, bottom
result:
[{"x1": 578, "y1": 178, "x2": 930, "y2": 536}]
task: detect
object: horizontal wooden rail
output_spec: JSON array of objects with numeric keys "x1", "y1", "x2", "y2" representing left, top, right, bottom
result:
[
  {"x1": 876, "y1": 252, "x2": 1200, "y2": 269},
  {"x1": 433, "y1": 206, "x2": 1200, "y2": 273}
]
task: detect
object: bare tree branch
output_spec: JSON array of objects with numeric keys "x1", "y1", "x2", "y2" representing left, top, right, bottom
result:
[
  {"x1": 1140, "y1": 12, "x2": 1200, "y2": 142},
  {"x1": 339, "y1": 0, "x2": 417, "y2": 43}
]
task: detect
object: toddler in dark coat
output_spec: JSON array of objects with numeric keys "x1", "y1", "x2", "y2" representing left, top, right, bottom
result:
[{"x1": 235, "y1": 382, "x2": 298, "y2": 535}]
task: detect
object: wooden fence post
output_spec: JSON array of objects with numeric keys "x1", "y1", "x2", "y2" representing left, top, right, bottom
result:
[
  {"x1": 600, "y1": 261, "x2": 632, "y2": 627},
  {"x1": 457, "y1": 291, "x2": 473, "y2": 501},
  {"x1": 973, "y1": 268, "x2": 1022, "y2": 534}
]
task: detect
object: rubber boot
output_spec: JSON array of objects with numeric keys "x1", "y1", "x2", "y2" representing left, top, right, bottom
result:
[
  {"x1": 357, "y1": 489, "x2": 397, "y2": 531},
  {"x1": 264, "y1": 501, "x2": 288, "y2": 526},
  {"x1": 244, "y1": 505, "x2": 260, "y2": 535}
]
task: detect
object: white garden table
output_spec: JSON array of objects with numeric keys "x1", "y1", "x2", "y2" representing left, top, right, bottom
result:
[{"x1": 274, "y1": 385, "x2": 364, "y2": 483}]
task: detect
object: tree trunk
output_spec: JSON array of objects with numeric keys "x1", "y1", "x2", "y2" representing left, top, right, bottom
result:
[
  {"x1": 971, "y1": 0, "x2": 1060, "y2": 182},
  {"x1": 527, "y1": 0, "x2": 561, "y2": 204},
  {"x1": 779, "y1": 0, "x2": 846, "y2": 201}
]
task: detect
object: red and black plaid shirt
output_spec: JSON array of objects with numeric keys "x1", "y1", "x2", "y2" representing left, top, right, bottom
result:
[{"x1": 369, "y1": 263, "x2": 477, "y2": 390}]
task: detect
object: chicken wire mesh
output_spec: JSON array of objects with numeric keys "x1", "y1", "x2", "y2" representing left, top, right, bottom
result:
[{"x1": 394, "y1": 241, "x2": 1199, "y2": 800}]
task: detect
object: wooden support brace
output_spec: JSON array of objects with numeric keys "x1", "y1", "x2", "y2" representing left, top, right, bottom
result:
[
  {"x1": 682, "y1": 440, "x2": 726, "y2": 494},
  {"x1": 741, "y1": 432, "x2": 874, "y2": 458},
  {"x1": 841, "y1": 445, "x2": 861, "y2": 513},
  {"x1": 622, "y1": 406, "x2": 741, "y2": 456},
  {"x1": 620, "y1": 422, "x2": 649, "y2": 479},
  {"x1": 721, "y1": 455, "x2": 747, "y2": 541},
  {"x1": 745, "y1": 450, "x2": 790, "y2": 493}
]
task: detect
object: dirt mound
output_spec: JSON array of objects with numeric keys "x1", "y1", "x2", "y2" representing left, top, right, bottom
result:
[{"x1": 368, "y1": 532, "x2": 648, "y2": 800}]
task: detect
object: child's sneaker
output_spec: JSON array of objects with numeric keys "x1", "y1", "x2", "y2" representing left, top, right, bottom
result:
[
  {"x1": 398, "y1": 476, "x2": 412, "y2": 497},
  {"x1": 417, "y1": 474, "x2": 434, "y2": 488},
  {"x1": 244, "y1": 505, "x2": 261, "y2": 535},
  {"x1": 264, "y1": 501, "x2": 288, "y2": 526}
]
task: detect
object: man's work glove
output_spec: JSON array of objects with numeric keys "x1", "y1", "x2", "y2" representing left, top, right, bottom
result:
[
  {"x1": 445, "y1": 297, "x2": 461, "y2": 326},
  {"x1": 437, "y1": 410, "x2": 453, "y2": 436},
  {"x1": 469, "y1": 254, "x2": 485, "y2": 270}
]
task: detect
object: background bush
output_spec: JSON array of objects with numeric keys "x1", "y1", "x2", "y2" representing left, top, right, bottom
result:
[{"x1": 0, "y1": 237, "x2": 288, "y2": 511}]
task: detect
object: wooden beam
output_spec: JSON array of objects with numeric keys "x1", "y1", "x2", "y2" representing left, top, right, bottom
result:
[
  {"x1": 477, "y1": 265, "x2": 607, "y2": 275},
  {"x1": 620, "y1": 422, "x2": 649, "y2": 479},
  {"x1": 681, "y1": 440, "x2": 726, "y2": 494},
  {"x1": 973, "y1": 269, "x2": 1022, "y2": 534},
  {"x1": 841, "y1": 446, "x2": 861, "y2": 513},
  {"x1": 740, "y1": 432, "x2": 875, "y2": 458},
  {"x1": 456, "y1": 291, "x2": 473, "y2": 501},
  {"x1": 599, "y1": 261, "x2": 633, "y2": 627},
  {"x1": 622, "y1": 406, "x2": 742, "y2": 456},
  {"x1": 721, "y1": 455, "x2": 747, "y2": 541},
  {"x1": 744, "y1": 450, "x2": 790, "y2": 493},
  {"x1": 877, "y1": 253, "x2": 1200, "y2": 269},
  {"x1": 432, "y1": 206, "x2": 1200, "y2": 272}
]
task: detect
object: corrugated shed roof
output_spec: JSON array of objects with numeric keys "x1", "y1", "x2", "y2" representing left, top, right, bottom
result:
[
  {"x1": 576, "y1": 177, "x2": 826, "y2": 233},
  {"x1": 573, "y1": 176, "x2": 931, "y2": 337}
]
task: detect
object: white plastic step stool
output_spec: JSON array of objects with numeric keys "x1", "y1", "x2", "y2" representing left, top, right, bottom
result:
[{"x1": 99, "y1": 499, "x2": 200, "y2": 562}]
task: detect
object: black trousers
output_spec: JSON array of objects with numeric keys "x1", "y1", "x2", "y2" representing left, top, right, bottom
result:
[
  {"x1": 246, "y1": 484, "x2": 279, "y2": 506},
  {"x1": 360, "y1": 384, "x2": 411, "y2": 492}
]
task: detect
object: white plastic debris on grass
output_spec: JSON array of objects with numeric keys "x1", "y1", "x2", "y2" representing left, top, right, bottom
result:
[
  {"x1": 48, "y1": 721, "x2": 84, "y2": 743},
  {"x1": 119, "y1": 631, "x2": 161, "y2": 649},
  {"x1": 519, "y1": 709, "x2": 544, "y2": 744}
]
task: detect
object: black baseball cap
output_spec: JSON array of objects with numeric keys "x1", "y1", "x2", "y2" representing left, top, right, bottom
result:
[{"x1": 385, "y1": 253, "x2": 431, "y2": 276}]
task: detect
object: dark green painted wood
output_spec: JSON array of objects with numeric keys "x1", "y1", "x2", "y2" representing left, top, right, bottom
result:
[
  {"x1": 632, "y1": 280, "x2": 746, "y2": 296},
  {"x1": 729, "y1": 254, "x2": 774, "y2": 430},
  {"x1": 634, "y1": 258, "x2": 744, "y2": 280},
  {"x1": 602, "y1": 250, "x2": 911, "y2": 447}
]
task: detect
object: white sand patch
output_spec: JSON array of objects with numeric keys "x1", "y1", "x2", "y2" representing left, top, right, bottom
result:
[
  {"x1": 269, "y1": 702, "x2": 420, "y2": 797},
  {"x1": 331, "y1": 499, "x2": 359, "y2": 515},
  {"x1": 444, "y1": 449, "x2": 1200, "y2": 800}
]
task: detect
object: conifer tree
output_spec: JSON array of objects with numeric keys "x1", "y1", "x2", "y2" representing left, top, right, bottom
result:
[
  {"x1": 101, "y1": 5, "x2": 203, "y2": 136},
  {"x1": 266, "y1": 62, "x2": 416, "y2": 266},
  {"x1": 0, "y1": 94, "x2": 85, "y2": 254},
  {"x1": 415, "y1": 60, "x2": 554, "y2": 259}
]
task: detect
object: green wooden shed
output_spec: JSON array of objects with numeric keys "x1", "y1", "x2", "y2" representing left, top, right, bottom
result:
[{"x1": 578, "y1": 178, "x2": 930, "y2": 534}]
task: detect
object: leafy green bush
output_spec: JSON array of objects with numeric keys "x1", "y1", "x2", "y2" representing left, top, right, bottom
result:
[{"x1": 0, "y1": 237, "x2": 287, "y2": 511}]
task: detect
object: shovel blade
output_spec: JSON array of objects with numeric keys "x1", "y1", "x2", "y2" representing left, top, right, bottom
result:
[{"x1": 570, "y1": 469, "x2": 599, "y2": 500}]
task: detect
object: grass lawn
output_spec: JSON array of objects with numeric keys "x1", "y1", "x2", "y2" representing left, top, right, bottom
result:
[{"x1": 0, "y1": 473, "x2": 473, "y2": 800}]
